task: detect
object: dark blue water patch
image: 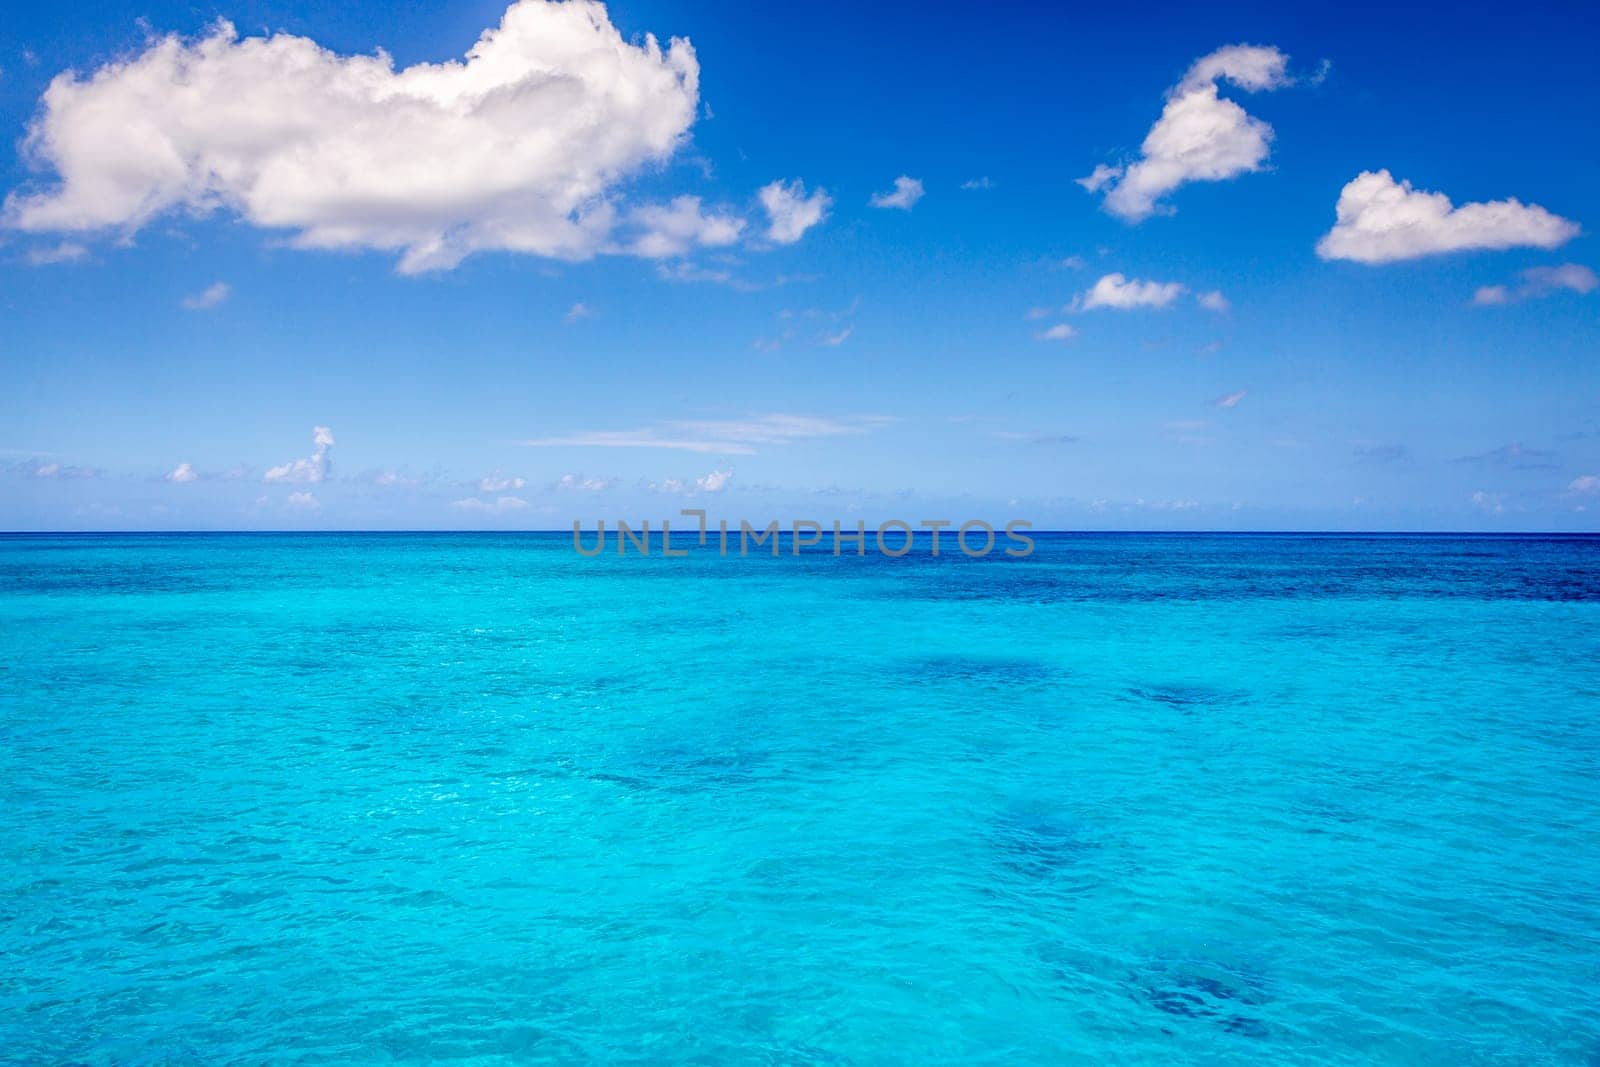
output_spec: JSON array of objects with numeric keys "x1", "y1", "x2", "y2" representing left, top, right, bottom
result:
[
  {"x1": 903, "y1": 654, "x2": 1063, "y2": 688},
  {"x1": 989, "y1": 808, "x2": 1102, "y2": 881},
  {"x1": 1126, "y1": 683, "x2": 1250, "y2": 712},
  {"x1": 1130, "y1": 957, "x2": 1272, "y2": 1038}
]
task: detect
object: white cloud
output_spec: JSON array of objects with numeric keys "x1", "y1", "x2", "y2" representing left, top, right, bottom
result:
[
  {"x1": 1473, "y1": 263, "x2": 1597, "y2": 305},
  {"x1": 523, "y1": 413, "x2": 889, "y2": 454},
  {"x1": 285, "y1": 491, "x2": 320, "y2": 511},
  {"x1": 696, "y1": 469, "x2": 732, "y2": 492},
  {"x1": 961, "y1": 177, "x2": 993, "y2": 190},
  {"x1": 1471, "y1": 490, "x2": 1504, "y2": 514},
  {"x1": 759, "y1": 179, "x2": 831, "y2": 243},
  {"x1": 1084, "y1": 44, "x2": 1291, "y2": 221},
  {"x1": 1035, "y1": 323, "x2": 1077, "y2": 341},
  {"x1": 1570, "y1": 475, "x2": 1600, "y2": 494},
  {"x1": 1316, "y1": 171, "x2": 1580, "y2": 264},
  {"x1": 452, "y1": 495, "x2": 529, "y2": 513},
  {"x1": 1197, "y1": 289, "x2": 1229, "y2": 312},
  {"x1": 1074, "y1": 272, "x2": 1185, "y2": 310},
  {"x1": 649, "y1": 468, "x2": 731, "y2": 494},
  {"x1": 164, "y1": 461, "x2": 197, "y2": 483},
  {"x1": 6, "y1": 1, "x2": 700, "y2": 273},
  {"x1": 181, "y1": 281, "x2": 230, "y2": 310},
  {"x1": 265, "y1": 426, "x2": 334, "y2": 483},
  {"x1": 477, "y1": 472, "x2": 526, "y2": 492},
  {"x1": 564, "y1": 302, "x2": 594, "y2": 323},
  {"x1": 25, "y1": 241, "x2": 86, "y2": 265},
  {"x1": 821, "y1": 326, "x2": 852, "y2": 346},
  {"x1": 555, "y1": 473, "x2": 615, "y2": 491},
  {"x1": 1212, "y1": 389, "x2": 1247, "y2": 408},
  {"x1": 626, "y1": 195, "x2": 744, "y2": 258},
  {"x1": 869, "y1": 175, "x2": 924, "y2": 211},
  {"x1": 15, "y1": 459, "x2": 98, "y2": 479}
]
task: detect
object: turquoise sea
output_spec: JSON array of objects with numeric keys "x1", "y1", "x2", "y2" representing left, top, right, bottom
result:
[{"x1": 3, "y1": 532, "x2": 1598, "y2": 1064}]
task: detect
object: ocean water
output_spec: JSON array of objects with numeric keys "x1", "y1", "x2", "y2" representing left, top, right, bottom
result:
[{"x1": 2, "y1": 531, "x2": 1598, "y2": 1065}]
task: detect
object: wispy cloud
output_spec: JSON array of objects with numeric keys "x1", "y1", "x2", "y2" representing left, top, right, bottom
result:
[
  {"x1": 1473, "y1": 264, "x2": 1596, "y2": 306},
  {"x1": 1471, "y1": 490, "x2": 1505, "y2": 514},
  {"x1": 522, "y1": 413, "x2": 891, "y2": 455},
  {"x1": 1035, "y1": 323, "x2": 1077, "y2": 341},
  {"x1": 564, "y1": 302, "x2": 594, "y2": 324},
  {"x1": 1197, "y1": 289, "x2": 1229, "y2": 312},
  {"x1": 477, "y1": 472, "x2": 527, "y2": 492},
  {"x1": 648, "y1": 468, "x2": 733, "y2": 494},
  {"x1": 181, "y1": 281, "x2": 231, "y2": 310},
  {"x1": 1211, "y1": 389, "x2": 1248, "y2": 409},
  {"x1": 555, "y1": 474, "x2": 616, "y2": 492},
  {"x1": 869, "y1": 175, "x2": 924, "y2": 211},
  {"x1": 1453, "y1": 442, "x2": 1557, "y2": 469},
  {"x1": 960, "y1": 177, "x2": 994, "y2": 190},
  {"x1": 452, "y1": 495, "x2": 528, "y2": 514},
  {"x1": 26, "y1": 242, "x2": 88, "y2": 266},
  {"x1": 164, "y1": 462, "x2": 198, "y2": 483}
]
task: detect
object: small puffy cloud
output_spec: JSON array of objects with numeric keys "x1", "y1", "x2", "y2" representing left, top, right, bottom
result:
[
  {"x1": 1211, "y1": 389, "x2": 1247, "y2": 409},
  {"x1": 1074, "y1": 272, "x2": 1185, "y2": 310},
  {"x1": 626, "y1": 195, "x2": 744, "y2": 258},
  {"x1": 26, "y1": 241, "x2": 86, "y2": 265},
  {"x1": 1084, "y1": 44, "x2": 1292, "y2": 222},
  {"x1": 1471, "y1": 490, "x2": 1504, "y2": 514},
  {"x1": 477, "y1": 472, "x2": 526, "y2": 492},
  {"x1": 164, "y1": 462, "x2": 198, "y2": 483},
  {"x1": 1316, "y1": 170, "x2": 1580, "y2": 264},
  {"x1": 1570, "y1": 475, "x2": 1600, "y2": 494},
  {"x1": 181, "y1": 281, "x2": 230, "y2": 310},
  {"x1": 869, "y1": 175, "x2": 924, "y2": 211},
  {"x1": 6, "y1": 1, "x2": 700, "y2": 273},
  {"x1": 564, "y1": 302, "x2": 594, "y2": 324},
  {"x1": 695, "y1": 469, "x2": 731, "y2": 492},
  {"x1": 759, "y1": 179, "x2": 831, "y2": 244},
  {"x1": 285, "y1": 491, "x2": 320, "y2": 511},
  {"x1": 1473, "y1": 263, "x2": 1597, "y2": 306},
  {"x1": 452, "y1": 495, "x2": 529, "y2": 514},
  {"x1": 1035, "y1": 323, "x2": 1077, "y2": 341},
  {"x1": 1197, "y1": 289, "x2": 1229, "y2": 312},
  {"x1": 265, "y1": 426, "x2": 334, "y2": 483}
]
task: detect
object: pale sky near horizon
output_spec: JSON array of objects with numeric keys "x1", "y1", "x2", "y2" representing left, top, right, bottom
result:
[{"x1": 2, "y1": 0, "x2": 1598, "y2": 531}]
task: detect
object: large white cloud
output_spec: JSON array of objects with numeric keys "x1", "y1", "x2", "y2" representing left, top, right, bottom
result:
[
  {"x1": 1316, "y1": 170, "x2": 1580, "y2": 264},
  {"x1": 5, "y1": 1, "x2": 705, "y2": 272},
  {"x1": 1083, "y1": 44, "x2": 1291, "y2": 222}
]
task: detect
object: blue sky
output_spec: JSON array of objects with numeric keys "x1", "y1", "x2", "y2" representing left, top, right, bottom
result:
[{"x1": 2, "y1": 0, "x2": 1597, "y2": 531}]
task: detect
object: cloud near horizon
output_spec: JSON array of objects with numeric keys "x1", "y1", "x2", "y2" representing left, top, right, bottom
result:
[
  {"x1": 1082, "y1": 43, "x2": 1293, "y2": 222},
  {"x1": 265, "y1": 426, "x2": 335, "y2": 483},
  {"x1": 523, "y1": 413, "x2": 891, "y2": 454},
  {"x1": 1316, "y1": 171, "x2": 1580, "y2": 264}
]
